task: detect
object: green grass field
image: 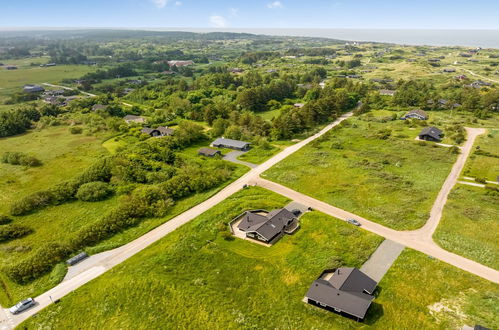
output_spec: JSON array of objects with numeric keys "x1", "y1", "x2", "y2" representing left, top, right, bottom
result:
[
  {"x1": 433, "y1": 185, "x2": 499, "y2": 270},
  {"x1": 464, "y1": 129, "x2": 499, "y2": 181},
  {"x1": 263, "y1": 114, "x2": 457, "y2": 230},
  {"x1": 237, "y1": 145, "x2": 281, "y2": 164},
  {"x1": 0, "y1": 61, "x2": 95, "y2": 104},
  {"x1": 18, "y1": 187, "x2": 499, "y2": 329}
]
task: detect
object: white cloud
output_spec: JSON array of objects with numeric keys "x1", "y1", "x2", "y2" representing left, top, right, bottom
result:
[
  {"x1": 175, "y1": 1, "x2": 182, "y2": 6},
  {"x1": 229, "y1": 8, "x2": 239, "y2": 18},
  {"x1": 152, "y1": 0, "x2": 169, "y2": 8},
  {"x1": 267, "y1": 1, "x2": 283, "y2": 9},
  {"x1": 209, "y1": 15, "x2": 227, "y2": 28}
]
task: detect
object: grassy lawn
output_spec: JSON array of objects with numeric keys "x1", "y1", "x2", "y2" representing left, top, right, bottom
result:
[
  {"x1": 433, "y1": 185, "x2": 499, "y2": 270},
  {"x1": 19, "y1": 187, "x2": 499, "y2": 329},
  {"x1": 464, "y1": 129, "x2": 499, "y2": 181},
  {"x1": 0, "y1": 140, "x2": 248, "y2": 306},
  {"x1": 0, "y1": 126, "x2": 109, "y2": 214},
  {"x1": 237, "y1": 145, "x2": 281, "y2": 164},
  {"x1": 263, "y1": 114, "x2": 457, "y2": 230},
  {"x1": 376, "y1": 249, "x2": 498, "y2": 329},
  {"x1": 0, "y1": 63, "x2": 95, "y2": 103},
  {"x1": 19, "y1": 187, "x2": 385, "y2": 329}
]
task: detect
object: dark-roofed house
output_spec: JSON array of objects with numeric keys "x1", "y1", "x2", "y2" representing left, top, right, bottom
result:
[
  {"x1": 443, "y1": 68, "x2": 456, "y2": 73},
  {"x1": 237, "y1": 208, "x2": 299, "y2": 244},
  {"x1": 305, "y1": 268, "x2": 378, "y2": 321},
  {"x1": 198, "y1": 148, "x2": 221, "y2": 157},
  {"x1": 124, "y1": 115, "x2": 146, "y2": 124},
  {"x1": 157, "y1": 126, "x2": 174, "y2": 136},
  {"x1": 212, "y1": 138, "x2": 250, "y2": 151},
  {"x1": 401, "y1": 109, "x2": 428, "y2": 120},
  {"x1": 141, "y1": 127, "x2": 161, "y2": 137},
  {"x1": 23, "y1": 84, "x2": 45, "y2": 93},
  {"x1": 5, "y1": 65, "x2": 17, "y2": 70},
  {"x1": 419, "y1": 127, "x2": 443, "y2": 142}
]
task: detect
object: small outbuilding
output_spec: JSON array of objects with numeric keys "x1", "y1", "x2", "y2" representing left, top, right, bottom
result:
[
  {"x1": 211, "y1": 138, "x2": 250, "y2": 151},
  {"x1": 124, "y1": 115, "x2": 146, "y2": 124},
  {"x1": 23, "y1": 84, "x2": 45, "y2": 93},
  {"x1": 419, "y1": 127, "x2": 443, "y2": 142},
  {"x1": 305, "y1": 268, "x2": 377, "y2": 321},
  {"x1": 198, "y1": 148, "x2": 221, "y2": 157},
  {"x1": 157, "y1": 126, "x2": 174, "y2": 136},
  {"x1": 379, "y1": 89, "x2": 396, "y2": 96}
]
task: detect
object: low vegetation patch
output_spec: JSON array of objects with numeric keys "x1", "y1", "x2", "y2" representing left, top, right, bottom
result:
[
  {"x1": 0, "y1": 224, "x2": 33, "y2": 243},
  {"x1": 434, "y1": 185, "x2": 499, "y2": 269},
  {"x1": 264, "y1": 115, "x2": 457, "y2": 230},
  {"x1": 1, "y1": 152, "x2": 41, "y2": 167},
  {"x1": 75, "y1": 181, "x2": 113, "y2": 202}
]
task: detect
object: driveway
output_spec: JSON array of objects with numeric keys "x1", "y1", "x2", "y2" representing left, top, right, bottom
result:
[
  {"x1": 223, "y1": 151, "x2": 258, "y2": 168},
  {"x1": 360, "y1": 240, "x2": 405, "y2": 283}
]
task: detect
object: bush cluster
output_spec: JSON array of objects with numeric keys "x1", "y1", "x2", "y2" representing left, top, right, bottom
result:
[
  {"x1": 10, "y1": 158, "x2": 113, "y2": 215},
  {"x1": 0, "y1": 224, "x2": 33, "y2": 243},
  {"x1": 1, "y1": 152, "x2": 42, "y2": 167},
  {"x1": 76, "y1": 181, "x2": 113, "y2": 202},
  {"x1": 0, "y1": 215, "x2": 12, "y2": 225}
]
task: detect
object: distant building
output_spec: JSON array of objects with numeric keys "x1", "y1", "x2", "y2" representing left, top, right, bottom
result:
[
  {"x1": 168, "y1": 60, "x2": 194, "y2": 67},
  {"x1": 379, "y1": 89, "x2": 396, "y2": 96},
  {"x1": 141, "y1": 127, "x2": 161, "y2": 137},
  {"x1": 294, "y1": 103, "x2": 305, "y2": 108},
  {"x1": 401, "y1": 109, "x2": 428, "y2": 120},
  {"x1": 124, "y1": 115, "x2": 146, "y2": 124},
  {"x1": 211, "y1": 138, "x2": 250, "y2": 151},
  {"x1": 419, "y1": 127, "x2": 443, "y2": 142},
  {"x1": 156, "y1": 126, "x2": 174, "y2": 136},
  {"x1": 428, "y1": 58, "x2": 441, "y2": 63},
  {"x1": 305, "y1": 268, "x2": 377, "y2": 322},
  {"x1": 5, "y1": 65, "x2": 17, "y2": 70},
  {"x1": 23, "y1": 84, "x2": 45, "y2": 93},
  {"x1": 229, "y1": 68, "x2": 244, "y2": 73},
  {"x1": 346, "y1": 74, "x2": 362, "y2": 79},
  {"x1": 92, "y1": 104, "x2": 107, "y2": 111},
  {"x1": 443, "y1": 68, "x2": 456, "y2": 73},
  {"x1": 198, "y1": 148, "x2": 221, "y2": 157}
]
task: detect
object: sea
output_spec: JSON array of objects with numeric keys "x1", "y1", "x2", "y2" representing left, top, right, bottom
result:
[{"x1": 159, "y1": 28, "x2": 499, "y2": 48}]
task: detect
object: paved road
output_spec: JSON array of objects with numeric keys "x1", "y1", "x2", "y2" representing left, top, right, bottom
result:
[
  {"x1": 360, "y1": 240, "x2": 405, "y2": 283},
  {"x1": 2, "y1": 112, "x2": 354, "y2": 327},
  {"x1": 223, "y1": 151, "x2": 258, "y2": 168},
  {"x1": 42, "y1": 83, "x2": 97, "y2": 97}
]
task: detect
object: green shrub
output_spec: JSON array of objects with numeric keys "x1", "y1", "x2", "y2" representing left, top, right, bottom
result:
[
  {"x1": 1, "y1": 151, "x2": 42, "y2": 167},
  {"x1": 0, "y1": 224, "x2": 33, "y2": 243},
  {"x1": 475, "y1": 177, "x2": 487, "y2": 184},
  {"x1": 0, "y1": 215, "x2": 12, "y2": 225},
  {"x1": 10, "y1": 190, "x2": 55, "y2": 216},
  {"x1": 6, "y1": 243, "x2": 72, "y2": 284},
  {"x1": 76, "y1": 182, "x2": 112, "y2": 202},
  {"x1": 69, "y1": 126, "x2": 83, "y2": 134}
]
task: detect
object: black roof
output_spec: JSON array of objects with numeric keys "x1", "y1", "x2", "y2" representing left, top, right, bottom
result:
[
  {"x1": 306, "y1": 268, "x2": 377, "y2": 319},
  {"x1": 419, "y1": 126, "x2": 443, "y2": 140},
  {"x1": 237, "y1": 208, "x2": 296, "y2": 241},
  {"x1": 198, "y1": 148, "x2": 220, "y2": 156}
]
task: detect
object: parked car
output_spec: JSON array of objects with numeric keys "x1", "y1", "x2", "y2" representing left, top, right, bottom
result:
[
  {"x1": 9, "y1": 298, "x2": 35, "y2": 314},
  {"x1": 347, "y1": 218, "x2": 361, "y2": 226}
]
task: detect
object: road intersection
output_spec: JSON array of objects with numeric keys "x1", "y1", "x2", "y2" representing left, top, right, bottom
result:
[{"x1": 2, "y1": 113, "x2": 497, "y2": 328}]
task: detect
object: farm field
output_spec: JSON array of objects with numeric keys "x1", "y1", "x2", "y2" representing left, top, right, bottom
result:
[
  {"x1": 18, "y1": 187, "x2": 499, "y2": 329},
  {"x1": 263, "y1": 114, "x2": 458, "y2": 230},
  {"x1": 463, "y1": 128, "x2": 499, "y2": 181},
  {"x1": 433, "y1": 185, "x2": 499, "y2": 270}
]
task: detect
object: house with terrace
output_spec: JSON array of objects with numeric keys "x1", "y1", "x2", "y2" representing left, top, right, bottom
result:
[
  {"x1": 305, "y1": 268, "x2": 377, "y2": 322},
  {"x1": 231, "y1": 208, "x2": 300, "y2": 244}
]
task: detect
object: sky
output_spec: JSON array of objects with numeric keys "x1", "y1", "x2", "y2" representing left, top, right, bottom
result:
[{"x1": 1, "y1": 0, "x2": 499, "y2": 30}]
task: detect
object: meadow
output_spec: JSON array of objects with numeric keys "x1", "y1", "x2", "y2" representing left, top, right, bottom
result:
[
  {"x1": 263, "y1": 114, "x2": 458, "y2": 230},
  {"x1": 18, "y1": 187, "x2": 499, "y2": 329},
  {"x1": 433, "y1": 185, "x2": 499, "y2": 270},
  {"x1": 463, "y1": 128, "x2": 499, "y2": 181}
]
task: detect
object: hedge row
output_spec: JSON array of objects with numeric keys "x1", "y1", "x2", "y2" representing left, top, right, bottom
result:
[
  {"x1": 6, "y1": 167, "x2": 233, "y2": 283},
  {"x1": 0, "y1": 224, "x2": 33, "y2": 243},
  {"x1": 1, "y1": 152, "x2": 42, "y2": 167},
  {"x1": 10, "y1": 158, "x2": 113, "y2": 216}
]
